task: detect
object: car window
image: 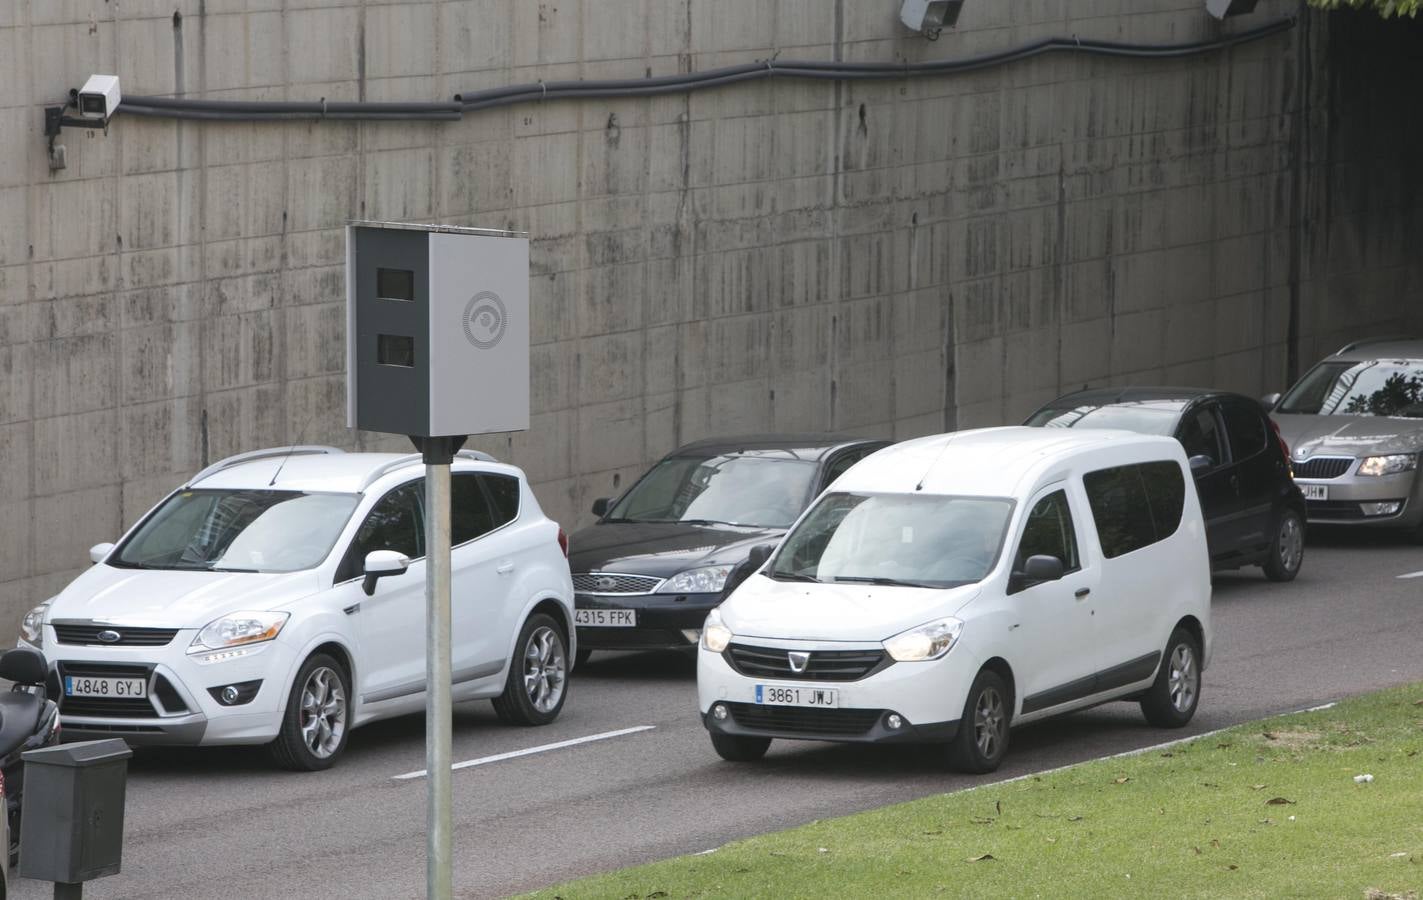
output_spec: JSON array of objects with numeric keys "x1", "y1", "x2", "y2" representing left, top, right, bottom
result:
[
  {"x1": 340, "y1": 480, "x2": 424, "y2": 581},
  {"x1": 821, "y1": 447, "x2": 876, "y2": 490},
  {"x1": 1177, "y1": 406, "x2": 1227, "y2": 467},
  {"x1": 607, "y1": 455, "x2": 818, "y2": 528},
  {"x1": 1083, "y1": 461, "x2": 1185, "y2": 558},
  {"x1": 1220, "y1": 400, "x2": 1268, "y2": 460},
  {"x1": 1278, "y1": 359, "x2": 1423, "y2": 417},
  {"x1": 480, "y1": 474, "x2": 520, "y2": 528},
  {"x1": 1014, "y1": 490, "x2": 1080, "y2": 575},
  {"x1": 451, "y1": 474, "x2": 496, "y2": 545}
]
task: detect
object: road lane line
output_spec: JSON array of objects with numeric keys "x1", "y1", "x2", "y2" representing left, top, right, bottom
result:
[
  {"x1": 393, "y1": 725, "x2": 656, "y2": 780},
  {"x1": 1398, "y1": 570, "x2": 1423, "y2": 580}
]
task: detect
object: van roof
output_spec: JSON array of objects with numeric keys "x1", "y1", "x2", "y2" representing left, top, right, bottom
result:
[{"x1": 835, "y1": 426, "x2": 1180, "y2": 498}]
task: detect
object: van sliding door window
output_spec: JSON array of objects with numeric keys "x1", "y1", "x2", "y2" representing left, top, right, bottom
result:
[{"x1": 1084, "y1": 461, "x2": 1186, "y2": 558}]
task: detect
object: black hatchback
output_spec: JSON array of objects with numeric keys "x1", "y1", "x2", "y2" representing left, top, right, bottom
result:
[
  {"x1": 1025, "y1": 388, "x2": 1307, "y2": 581},
  {"x1": 567, "y1": 434, "x2": 889, "y2": 666}
]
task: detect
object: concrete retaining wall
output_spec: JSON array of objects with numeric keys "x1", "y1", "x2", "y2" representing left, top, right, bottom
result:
[{"x1": 0, "y1": 1, "x2": 1418, "y2": 628}]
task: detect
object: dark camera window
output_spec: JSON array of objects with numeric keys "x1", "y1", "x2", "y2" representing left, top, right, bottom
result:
[
  {"x1": 377, "y1": 334, "x2": 415, "y2": 368},
  {"x1": 377, "y1": 268, "x2": 415, "y2": 302},
  {"x1": 80, "y1": 95, "x2": 106, "y2": 115},
  {"x1": 1084, "y1": 461, "x2": 1185, "y2": 559}
]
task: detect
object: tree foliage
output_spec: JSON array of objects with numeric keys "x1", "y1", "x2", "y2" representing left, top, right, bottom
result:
[{"x1": 1308, "y1": 0, "x2": 1422, "y2": 16}]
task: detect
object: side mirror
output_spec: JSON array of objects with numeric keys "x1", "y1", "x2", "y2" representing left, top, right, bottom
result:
[
  {"x1": 1022, "y1": 555, "x2": 1065, "y2": 583},
  {"x1": 1260, "y1": 392, "x2": 1282, "y2": 411},
  {"x1": 362, "y1": 550, "x2": 410, "y2": 596},
  {"x1": 746, "y1": 544, "x2": 774, "y2": 570},
  {"x1": 591, "y1": 498, "x2": 610, "y2": 518},
  {"x1": 89, "y1": 542, "x2": 115, "y2": 564},
  {"x1": 1188, "y1": 455, "x2": 1215, "y2": 475},
  {"x1": 720, "y1": 544, "x2": 776, "y2": 600}
]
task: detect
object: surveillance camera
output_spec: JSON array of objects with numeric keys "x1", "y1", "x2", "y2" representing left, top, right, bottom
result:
[
  {"x1": 900, "y1": 0, "x2": 964, "y2": 35},
  {"x1": 76, "y1": 74, "x2": 121, "y2": 123}
]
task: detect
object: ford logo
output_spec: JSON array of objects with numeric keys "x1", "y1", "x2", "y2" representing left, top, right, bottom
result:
[{"x1": 97, "y1": 630, "x2": 121, "y2": 643}]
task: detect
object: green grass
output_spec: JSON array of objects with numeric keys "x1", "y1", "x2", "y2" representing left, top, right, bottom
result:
[{"x1": 527, "y1": 686, "x2": 1423, "y2": 899}]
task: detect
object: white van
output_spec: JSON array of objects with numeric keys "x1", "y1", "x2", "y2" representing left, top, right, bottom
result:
[{"x1": 697, "y1": 427, "x2": 1212, "y2": 772}]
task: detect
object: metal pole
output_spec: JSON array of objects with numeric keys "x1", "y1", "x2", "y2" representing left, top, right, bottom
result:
[{"x1": 425, "y1": 452, "x2": 453, "y2": 900}]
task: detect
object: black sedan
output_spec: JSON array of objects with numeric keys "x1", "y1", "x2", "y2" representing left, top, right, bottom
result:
[
  {"x1": 1025, "y1": 387, "x2": 1306, "y2": 581},
  {"x1": 568, "y1": 434, "x2": 889, "y2": 666}
]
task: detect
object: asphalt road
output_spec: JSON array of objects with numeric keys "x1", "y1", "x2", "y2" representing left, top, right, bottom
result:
[{"x1": 12, "y1": 530, "x2": 1423, "y2": 900}]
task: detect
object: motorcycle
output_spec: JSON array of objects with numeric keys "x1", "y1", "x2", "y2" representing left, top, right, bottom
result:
[{"x1": 0, "y1": 647, "x2": 61, "y2": 867}]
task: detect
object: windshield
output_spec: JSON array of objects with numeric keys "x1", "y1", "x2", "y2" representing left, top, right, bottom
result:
[
  {"x1": 606, "y1": 454, "x2": 818, "y2": 529},
  {"x1": 1025, "y1": 403, "x2": 1180, "y2": 434},
  {"x1": 113, "y1": 489, "x2": 360, "y2": 573},
  {"x1": 1278, "y1": 359, "x2": 1423, "y2": 417},
  {"x1": 768, "y1": 492, "x2": 1015, "y2": 589}
]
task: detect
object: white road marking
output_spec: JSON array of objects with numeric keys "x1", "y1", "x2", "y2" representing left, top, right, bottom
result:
[
  {"x1": 1398, "y1": 570, "x2": 1423, "y2": 580},
  {"x1": 393, "y1": 725, "x2": 656, "y2": 781}
]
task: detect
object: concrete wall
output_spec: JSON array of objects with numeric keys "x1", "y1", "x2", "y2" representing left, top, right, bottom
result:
[{"x1": 0, "y1": 1, "x2": 1418, "y2": 628}]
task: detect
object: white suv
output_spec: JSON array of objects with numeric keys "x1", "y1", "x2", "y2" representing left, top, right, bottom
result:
[
  {"x1": 19, "y1": 447, "x2": 575, "y2": 770},
  {"x1": 698, "y1": 427, "x2": 1212, "y2": 772}
]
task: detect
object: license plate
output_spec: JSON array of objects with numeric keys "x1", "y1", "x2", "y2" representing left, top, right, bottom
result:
[
  {"x1": 64, "y1": 676, "x2": 147, "y2": 699},
  {"x1": 574, "y1": 608, "x2": 636, "y2": 627},
  {"x1": 1302, "y1": 484, "x2": 1328, "y2": 501},
  {"x1": 755, "y1": 684, "x2": 839, "y2": 708}
]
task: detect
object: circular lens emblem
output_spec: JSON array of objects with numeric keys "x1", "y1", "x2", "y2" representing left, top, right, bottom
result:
[{"x1": 463, "y1": 291, "x2": 508, "y2": 350}]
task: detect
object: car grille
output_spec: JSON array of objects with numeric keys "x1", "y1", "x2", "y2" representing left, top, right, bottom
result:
[
  {"x1": 725, "y1": 703, "x2": 884, "y2": 736},
  {"x1": 56, "y1": 662, "x2": 189, "y2": 717},
  {"x1": 724, "y1": 644, "x2": 891, "y2": 682},
  {"x1": 52, "y1": 623, "x2": 180, "y2": 647},
  {"x1": 572, "y1": 573, "x2": 662, "y2": 595},
  {"x1": 1293, "y1": 457, "x2": 1354, "y2": 480}
]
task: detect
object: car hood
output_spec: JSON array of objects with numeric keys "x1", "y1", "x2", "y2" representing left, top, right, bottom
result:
[
  {"x1": 567, "y1": 522, "x2": 784, "y2": 579},
  {"x1": 44, "y1": 565, "x2": 324, "y2": 629},
  {"x1": 720, "y1": 574, "x2": 980, "y2": 643},
  {"x1": 1274, "y1": 413, "x2": 1423, "y2": 459}
]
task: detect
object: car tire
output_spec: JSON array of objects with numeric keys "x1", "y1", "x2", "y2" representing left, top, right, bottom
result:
[
  {"x1": 268, "y1": 652, "x2": 351, "y2": 771},
  {"x1": 947, "y1": 668, "x2": 1012, "y2": 774},
  {"x1": 710, "y1": 731, "x2": 771, "y2": 762},
  {"x1": 492, "y1": 613, "x2": 569, "y2": 726},
  {"x1": 1262, "y1": 506, "x2": 1305, "y2": 582},
  {"x1": 1140, "y1": 627, "x2": 1201, "y2": 728}
]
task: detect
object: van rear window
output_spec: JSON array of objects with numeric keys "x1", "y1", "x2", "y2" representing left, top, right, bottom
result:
[{"x1": 1083, "y1": 461, "x2": 1186, "y2": 559}]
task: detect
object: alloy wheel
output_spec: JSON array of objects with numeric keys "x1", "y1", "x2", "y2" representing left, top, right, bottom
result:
[
  {"x1": 974, "y1": 686, "x2": 1005, "y2": 759},
  {"x1": 522, "y1": 626, "x2": 567, "y2": 714},
  {"x1": 299, "y1": 666, "x2": 346, "y2": 759},
  {"x1": 1277, "y1": 514, "x2": 1303, "y2": 573},
  {"x1": 1168, "y1": 644, "x2": 1197, "y2": 713}
]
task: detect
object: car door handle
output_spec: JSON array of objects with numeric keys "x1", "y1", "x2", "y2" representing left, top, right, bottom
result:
[
  {"x1": 1074, "y1": 588, "x2": 1091, "y2": 600},
  {"x1": 496, "y1": 562, "x2": 515, "y2": 575}
]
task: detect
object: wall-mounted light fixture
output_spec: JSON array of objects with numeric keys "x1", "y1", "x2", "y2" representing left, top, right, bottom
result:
[
  {"x1": 900, "y1": 0, "x2": 964, "y2": 40},
  {"x1": 1206, "y1": 0, "x2": 1260, "y2": 19}
]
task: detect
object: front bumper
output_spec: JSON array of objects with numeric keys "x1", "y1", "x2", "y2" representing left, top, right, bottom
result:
[
  {"x1": 45, "y1": 634, "x2": 295, "y2": 747},
  {"x1": 575, "y1": 591, "x2": 720, "y2": 651},
  {"x1": 696, "y1": 638, "x2": 975, "y2": 745},
  {"x1": 1295, "y1": 468, "x2": 1422, "y2": 526}
]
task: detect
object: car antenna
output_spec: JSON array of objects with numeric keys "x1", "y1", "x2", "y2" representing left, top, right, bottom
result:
[
  {"x1": 915, "y1": 434, "x2": 955, "y2": 492},
  {"x1": 268, "y1": 413, "x2": 317, "y2": 487}
]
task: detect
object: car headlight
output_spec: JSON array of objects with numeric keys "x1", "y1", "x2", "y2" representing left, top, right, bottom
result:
[
  {"x1": 1358, "y1": 454, "x2": 1418, "y2": 477},
  {"x1": 883, "y1": 617, "x2": 963, "y2": 662},
  {"x1": 659, "y1": 565, "x2": 734, "y2": 595},
  {"x1": 701, "y1": 608, "x2": 732, "y2": 653},
  {"x1": 20, "y1": 602, "x2": 49, "y2": 645},
  {"x1": 188, "y1": 611, "x2": 290, "y2": 654}
]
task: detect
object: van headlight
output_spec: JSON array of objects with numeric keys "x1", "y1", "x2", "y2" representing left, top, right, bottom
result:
[
  {"x1": 701, "y1": 608, "x2": 732, "y2": 653},
  {"x1": 20, "y1": 602, "x2": 49, "y2": 645},
  {"x1": 884, "y1": 617, "x2": 963, "y2": 662},
  {"x1": 659, "y1": 565, "x2": 734, "y2": 594},
  {"x1": 1358, "y1": 454, "x2": 1418, "y2": 477},
  {"x1": 188, "y1": 611, "x2": 290, "y2": 654}
]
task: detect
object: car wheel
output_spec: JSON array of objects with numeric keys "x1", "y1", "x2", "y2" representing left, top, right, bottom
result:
[
  {"x1": 947, "y1": 669, "x2": 1011, "y2": 774},
  {"x1": 1262, "y1": 506, "x2": 1305, "y2": 582},
  {"x1": 492, "y1": 613, "x2": 569, "y2": 726},
  {"x1": 1140, "y1": 628, "x2": 1201, "y2": 728},
  {"x1": 268, "y1": 653, "x2": 351, "y2": 771},
  {"x1": 710, "y1": 731, "x2": 771, "y2": 762}
]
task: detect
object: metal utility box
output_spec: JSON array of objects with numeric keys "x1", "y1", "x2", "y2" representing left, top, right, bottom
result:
[
  {"x1": 19, "y1": 739, "x2": 132, "y2": 884},
  {"x1": 346, "y1": 221, "x2": 530, "y2": 438}
]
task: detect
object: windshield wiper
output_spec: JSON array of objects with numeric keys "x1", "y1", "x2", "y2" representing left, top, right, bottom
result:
[
  {"x1": 830, "y1": 576, "x2": 940, "y2": 589},
  {"x1": 210, "y1": 566, "x2": 261, "y2": 573},
  {"x1": 769, "y1": 571, "x2": 821, "y2": 583}
]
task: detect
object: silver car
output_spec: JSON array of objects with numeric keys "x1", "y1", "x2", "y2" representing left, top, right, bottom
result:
[{"x1": 1268, "y1": 338, "x2": 1423, "y2": 540}]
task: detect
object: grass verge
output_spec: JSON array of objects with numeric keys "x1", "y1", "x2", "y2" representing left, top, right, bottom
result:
[{"x1": 527, "y1": 685, "x2": 1423, "y2": 899}]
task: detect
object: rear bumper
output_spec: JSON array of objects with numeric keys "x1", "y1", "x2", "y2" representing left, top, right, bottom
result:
[{"x1": 574, "y1": 591, "x2": 719, "y2": 651}]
